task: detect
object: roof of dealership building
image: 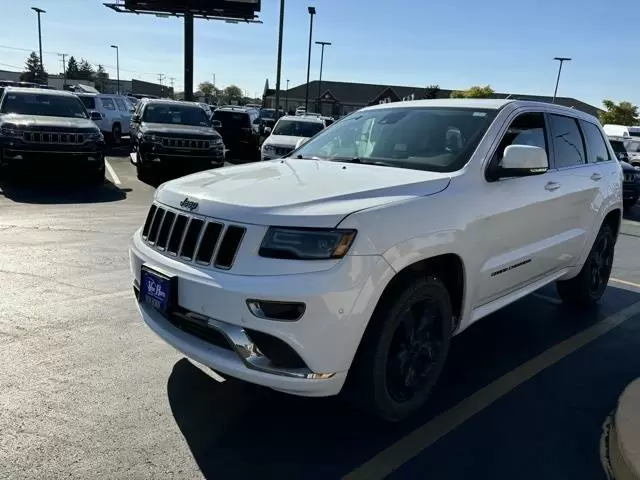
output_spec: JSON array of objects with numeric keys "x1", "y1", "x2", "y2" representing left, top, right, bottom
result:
[{"x1": 264, "y1": 79, "x2": 603, "y2": 118}]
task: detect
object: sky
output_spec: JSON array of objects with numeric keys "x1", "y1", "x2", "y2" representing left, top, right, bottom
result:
[{"x1": 0, "y1": 0, "x2": 635, "y2": 108}]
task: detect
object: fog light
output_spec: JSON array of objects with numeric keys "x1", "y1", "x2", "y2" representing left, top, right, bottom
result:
[{"x1": 246, "y1": 299, "x2": 306, "y2": 321}]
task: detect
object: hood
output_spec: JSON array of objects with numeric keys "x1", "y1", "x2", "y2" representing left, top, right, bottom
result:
[
  {"x1": 155, "y1": 159, "x2": 451, "y2": 227},
  {"x1": 621, "y1": 161, "x2": 638, "y2": 172},
  {"x1": 263, "y1": 134, "x2": 306, "y2": 148},
  {"x1": 0, "y1": 113, "x2": 96, "y2": 129},
  {"x1": 140, "y1": 122, "x2": 218, "y2": 136}
]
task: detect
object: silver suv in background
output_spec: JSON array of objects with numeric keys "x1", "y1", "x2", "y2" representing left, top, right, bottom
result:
[{"x1": 76, "y1": 93, "x2": 134, "y2": 145}]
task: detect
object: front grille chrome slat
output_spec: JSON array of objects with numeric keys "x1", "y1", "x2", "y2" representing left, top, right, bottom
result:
[
  {"x1": 159, "y1": 136, "x2": 211, "y2": 150},
  {"x1": 142, "y1": 203, "x2": 244, "y2": 270},
  {"x1": 22, "y1": 130, "x2": 84, "y2": 145}
]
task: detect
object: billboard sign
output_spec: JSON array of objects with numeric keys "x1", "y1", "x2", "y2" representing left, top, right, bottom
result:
[{"x1": 122, "y1": 0, "x2": 260, "y2": 19}]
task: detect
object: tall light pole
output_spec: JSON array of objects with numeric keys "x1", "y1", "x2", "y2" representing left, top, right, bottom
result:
[
  {"x1": 315, "y1": 41, "x2": 331, "y2": 114},
  {"x1": 110, "y1": 45, "x2": 120, "y2": 95},
  {"x1": 552, "y1": 57, "x2": 571, "y2": 103},
  {"x1": 285, "y1": 78, "x2": 290, "y2": 112},
  {"x1": 304, "y1": 6, "x2": 316, "y2": 113},
  {"x1": 274, "y1": 0, "x2": 285, "y2": 115},
  {"x1": 31, "y1": 7, "x2": 46, "y2": 83}
]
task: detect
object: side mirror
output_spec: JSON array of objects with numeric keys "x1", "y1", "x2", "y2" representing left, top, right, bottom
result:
[
  {"x1": 497, "y1": 145, "x2": 549, "y2": 178},
  {"x1": 295, "y1": 137, "x2": 310, "y2": 149},
  {"x1": 131, "y1": 114, "x2": 140, "y2": 123},
  {"x1": 90, "y1": 111, "x2": 103, "y2": 121},
  {"x1": 264, "y1": 127, "x2": 272, "y2": 135},
  {"x1": 211, "y1": 120, "x2": 222, "y2": 129}
]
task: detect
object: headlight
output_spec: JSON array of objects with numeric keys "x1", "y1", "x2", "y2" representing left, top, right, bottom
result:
[
  {"x1": 141, "y1": 133, "x2": 158, "y2": 142},
  {"x1": 259, "y1": 227, "x2": 357, "y2": 260},
  {"x1": 263, "y1": 144, "x2": 275, "y2": 152},
  {"x1": 87, "y1": 130, "x2": 104, "y2": 142},
  {"x1": 0, "y1": 125, "x2": 22, "y2": 138},
  {"x1": 211, "y1": 136, "x2": 223, "y2": 145}
]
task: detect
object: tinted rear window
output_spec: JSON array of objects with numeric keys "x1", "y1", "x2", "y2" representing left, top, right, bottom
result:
[{"x1": 213, "y1": 110, "x2": 250, "y2": 128}]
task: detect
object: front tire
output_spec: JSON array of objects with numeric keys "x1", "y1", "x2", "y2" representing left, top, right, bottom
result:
[
  {"x1": 348, "y1": 276, "x2": 452, "y2": 422},
  {"x1": 556, "y1": 224, "x2": 615, "y2": 307}
]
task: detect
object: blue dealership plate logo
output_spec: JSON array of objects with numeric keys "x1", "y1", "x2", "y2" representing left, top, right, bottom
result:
[{"x1": 140, "y1": 267, "x2": 172, "y2": 314}]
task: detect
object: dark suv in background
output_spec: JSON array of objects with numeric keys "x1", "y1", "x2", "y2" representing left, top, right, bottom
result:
[
  {"x1": 130, "y1": 99, "x2": 225, "y2": 181},
  {"x1": 608, "y1": 135, "x2": 640, "y2": 211},
  {"x1": 212, "y1": 106, "x2": 262, "y2": 161},
  {"x1": 0, "y1": 87, "x2": 106, "y2": 183}
]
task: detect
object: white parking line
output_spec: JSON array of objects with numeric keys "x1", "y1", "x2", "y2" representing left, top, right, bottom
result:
[
  {"x1": 610, "y1": 277, "x2": 640, "y2": 290},
  {"x1": 105, "y1": 159, "x2": 121, "y2": 185},
  {"x1": 343, "y1": 300, "x2": 640, "y2": 480}
]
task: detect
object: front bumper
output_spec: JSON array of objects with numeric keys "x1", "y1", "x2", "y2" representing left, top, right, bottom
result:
[
  {"x1": 138, "y1": 142, "x2": 224, "y2": 170},
  {"x1": 0, "y1": 142, "x2": 104, "y2": 171},
  {"x1": 130, "y1": 229, "x2": 394, "y2": 396}
]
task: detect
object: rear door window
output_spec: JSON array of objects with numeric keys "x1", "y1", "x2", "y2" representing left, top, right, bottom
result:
[
  {"x1": 114, "y1": 98, "x2": 128, "y2": 112},
  {"x1": 579, "y1": 120, "x2": 611, "y2": 163},
  {"x1": 100, "y1": 98, "x2": 116, "y2": 110}
]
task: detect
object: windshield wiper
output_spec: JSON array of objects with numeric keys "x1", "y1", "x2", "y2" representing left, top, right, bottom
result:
[
  {"x1": 292, "y1": 154, "x2": 325, "y2": 160},
  {"x1": 331, "y1": 156, "x2": 398, "y2": 168}
]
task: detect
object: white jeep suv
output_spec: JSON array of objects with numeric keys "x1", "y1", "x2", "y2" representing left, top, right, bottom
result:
[
  {"x1": 261, "y1": 115, "x2": 326, "y2": 161},
  {"x1": 130, "y1": 99, "x2": 622, "y2": 421}
]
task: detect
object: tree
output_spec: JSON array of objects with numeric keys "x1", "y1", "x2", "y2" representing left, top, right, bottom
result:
[
  {"x1": 223, "y1": 84, "x2": 243, "y2": 104},
  {"x1": 600, "y1": 100, "x2": 639, "y2": 126},
  {"x1": 77, "y1": 59, "x2": 95, "y2": 80},
  {"x1": 94, "y1": 64, "x2": 109, "y2": 92},
  {"x1": 66, "y1": 56, "x2": 80, "y2": 79},
  {"x1": 20, "y1": 52, "x2": 47, "y2": 83},
  {"x1": 424, "y1": 84, "x2": 440, "y2": 99},
  {"x1": 198, "y1": 81, "x2": 221, "y2": 101},
  {"x1": 450, "y1": 85, "x2": 495, "y2": 99}
]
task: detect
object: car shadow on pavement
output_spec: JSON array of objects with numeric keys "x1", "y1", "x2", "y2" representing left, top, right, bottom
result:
[
  {"x1": 0, "y1": 177, "x2": 131, "y2": 204},
  {"x1": 166, "y1": 285, "x2": 640, "y2": 479}
]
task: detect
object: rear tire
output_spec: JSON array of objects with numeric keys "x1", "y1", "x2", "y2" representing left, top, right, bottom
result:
[
  {"x1": 110, "y1": 123, "x2": 122, "y2": 146},
  {"x1": 556, "y1": 224, "x2": 615, "y2": 307},
  {"x1": 347, "y1": 276, "x2": 452, "y2": 422}
]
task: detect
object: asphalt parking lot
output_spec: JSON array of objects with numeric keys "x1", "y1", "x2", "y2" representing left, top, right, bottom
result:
[{"x1": 2, "y1": 149, "x2": 640, "y2": 479}]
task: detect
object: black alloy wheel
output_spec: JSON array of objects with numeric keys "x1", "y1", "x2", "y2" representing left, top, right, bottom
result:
[
  {"x1": 556, "y1": 223, "x2": 615, "y2": 306},
  {"x1": 347, "y1": 276, "x2": 453, "y2": 422},
  {"x1": 386, "y1": 297, "x2": 447, "y2": 403}
]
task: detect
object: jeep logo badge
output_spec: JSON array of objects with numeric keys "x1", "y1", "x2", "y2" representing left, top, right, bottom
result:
[{"x1": 180, "y1": 198, "x2": 199, "y2": 211}]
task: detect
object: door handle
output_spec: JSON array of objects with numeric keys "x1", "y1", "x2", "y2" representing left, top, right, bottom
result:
[
  {"x1": 591, "y1": 172, "x2": 602, "y2": 181},
  {"x1": 545, "y1": 181, "x2": 561, "y2": 191}
]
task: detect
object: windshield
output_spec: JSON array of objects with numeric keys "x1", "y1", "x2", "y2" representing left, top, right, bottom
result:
[
  {"x1": 0, "y1": 92, "x2": 88, "y2": 118},
  {"x1": 624, "y1": 139, "x2": 640, "y2": 153},
  {"x1": 78, "y1": 96, "x2": 96, "y2": 110},
  {"x1": 260, "y1": 109, "x2": 276, "y2": 119},
  {"x1": 142, "y1": 103, "x2": 210, "y2": 126},
  {"x1": 291, "y1": 107, "x2": 497, "y2": 172},
  {"x1": 273, "y1": 119, "x2": 324, "y2": 137}
]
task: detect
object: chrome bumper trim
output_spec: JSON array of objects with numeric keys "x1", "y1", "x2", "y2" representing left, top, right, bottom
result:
[{"x1": 173, "y1": 309, "x2": 335, "y2": 380}]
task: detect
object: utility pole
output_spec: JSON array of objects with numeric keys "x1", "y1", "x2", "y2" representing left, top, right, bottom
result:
[
  {"x1": 552, "y1": 57, "x2": 571, "y2": 103},
  {"x1": 274, "y1": 0, "x2": 285, "y2": 115},
  {"x1": 31, "y1": 7, "x2": 46, "y2": 83},
  {"x1": 315, "y1": 41, "x2": 331, "y2": 113},
  {"x1": 169, "y1": 77, "x2": 175, "y2": 99},
  {"x1": 58, "y1": 53, "x2": 67, "y2": 88},
  {"x1": 110, "y1": 45, "x2": 120, "y2": 95},
  {"x1": 304, "y1": 6, "x2": 316, "y2": 113},
  {"x1": 158, "y1": 73, "x2": 165, "y2": 97}
]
